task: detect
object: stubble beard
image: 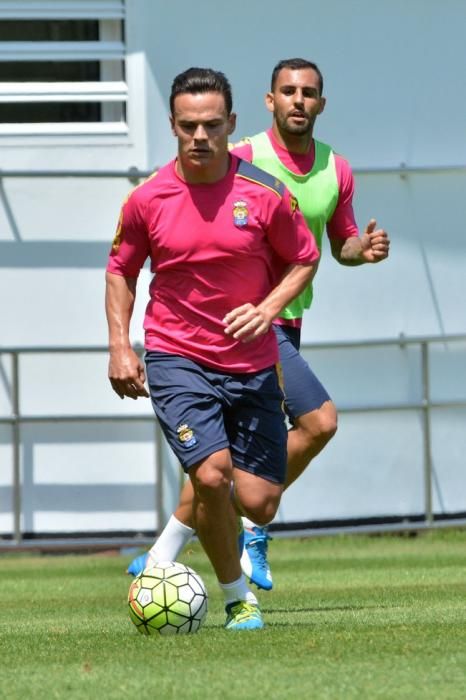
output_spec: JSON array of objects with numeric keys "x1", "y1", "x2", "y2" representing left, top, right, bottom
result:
[{"x1": 276, "y1": 112, "x2": 316, "y2": 137}]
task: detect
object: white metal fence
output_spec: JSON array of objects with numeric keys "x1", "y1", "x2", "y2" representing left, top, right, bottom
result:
[{"x1": 1, "y1": 334, "x2": 465, "y2": 550}]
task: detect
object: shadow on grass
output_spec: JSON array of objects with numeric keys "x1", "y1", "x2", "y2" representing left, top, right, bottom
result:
[{"x1": 263, "y1": 603, "x2": 398, "y2": 614}]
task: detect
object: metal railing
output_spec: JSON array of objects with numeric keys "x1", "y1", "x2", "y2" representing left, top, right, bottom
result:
[
  {"x1": 1, "y1": 334, "x2": 466, "y2": 549},
  {"x1": 0, "y1": 343, "x2": 165, "y2": 549},
  {"x1": 1, "y1": 163, "x2": 466, "y2": 182}
]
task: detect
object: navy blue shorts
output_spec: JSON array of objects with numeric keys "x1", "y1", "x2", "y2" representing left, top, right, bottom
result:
[
  {"x1": 273, "y1": 324, "x2": 331, "y2": 421},
  {"x1": 145, "y1": 351, "x2": 287, "y2": 484}
]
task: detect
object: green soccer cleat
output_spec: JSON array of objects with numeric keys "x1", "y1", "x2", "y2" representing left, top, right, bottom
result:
[{"x1": 224, "y1": 601, "x2": 264, "y2": 631}]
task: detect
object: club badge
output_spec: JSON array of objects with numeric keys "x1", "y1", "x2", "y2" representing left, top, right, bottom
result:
[
  {"x1": 233, "y1": 200, "x2": 249, "y2": 227},
  {"x1": 176, "y1": 424, "x2": 197, "y2": 448}
]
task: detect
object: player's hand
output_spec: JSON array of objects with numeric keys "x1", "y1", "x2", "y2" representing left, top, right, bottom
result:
[
  {"x1": 108, "y1": 348, "x2": 150, "y2": 400},
  {"x1": 223, "y1": 303, "x2": 272, "y2": 343},
  {"x1": 360, "y1": 219, "x2": 390, "y2": 263}
]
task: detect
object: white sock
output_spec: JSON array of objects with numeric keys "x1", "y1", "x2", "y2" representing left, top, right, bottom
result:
[
  {"x1": 219, "y1": 574, "x2": 258, "y2": 606},
  {"x1": 149, "y1": 515, "x2": 194, "y2": 563},
  {"x1": 242, "y1": 516, "x2": 258, "y2": 530}
]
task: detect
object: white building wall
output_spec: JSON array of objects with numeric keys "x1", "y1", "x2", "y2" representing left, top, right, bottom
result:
[{"x1": 1, "y1": 0, "x2": 465, "y2": 536}]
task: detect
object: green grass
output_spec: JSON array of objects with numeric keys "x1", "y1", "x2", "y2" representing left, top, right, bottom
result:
[{"x1": 1, "y1": 530, "x2": 466, "y2": 699}]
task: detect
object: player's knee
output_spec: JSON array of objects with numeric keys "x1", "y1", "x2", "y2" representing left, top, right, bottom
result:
[
  {"x1": 250, "y1": 508, "x2": 276, "y2": 527},
  {"x1": 243, "y1": 494, "x2": 280, "y2": 526},
  {"x1": 316, "y1": 403, "x2": 338, "y2": 443},
  {"x1": 192, "y1": 456, "x2": 232, "y2": 502},
  {"x1": 298, "y1": 401, "x2": 338, "y2": 447}
]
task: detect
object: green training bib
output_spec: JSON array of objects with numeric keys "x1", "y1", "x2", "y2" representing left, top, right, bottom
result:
[{"x1": 249, "y1": 131, "x2": 339, "y2": 319}]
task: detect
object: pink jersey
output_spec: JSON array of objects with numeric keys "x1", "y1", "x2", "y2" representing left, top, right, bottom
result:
[
  {"x1": 232, "y1": 129, "x2": 358, "y2": 240},
  {"x1": 107, "y1": 155, "x2": 319, "y2": 373}
]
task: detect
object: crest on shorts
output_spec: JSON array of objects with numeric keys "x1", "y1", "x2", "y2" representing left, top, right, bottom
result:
[
  {"x1": 176, "y1": 423, "x2": 197, "y2": 448},
  {"x1": 233, "y1": 200, "x2": 249, "y2": 227}
]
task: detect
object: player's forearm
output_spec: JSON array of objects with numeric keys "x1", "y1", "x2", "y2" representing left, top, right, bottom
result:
[
  {"x1": 105, "y1": 272, "x2": 137, "y2": 350},
  {"x1": 258, "y1": 263, "x2": 316, "y2": 321},
  {"x1": 331, "y1": 237, "x2": 366, "y2": 266}
]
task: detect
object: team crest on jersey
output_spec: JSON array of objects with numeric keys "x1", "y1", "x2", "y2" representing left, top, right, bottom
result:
[
  {"x1": 176, "y1": 423, "x2": 197, "y2": 448},
  {"x1": 289, "y1": 195, "x2": 299, "y2": 214},
  {"x1": 233, "y1": 200, "x2": 249, "y2": 227}
]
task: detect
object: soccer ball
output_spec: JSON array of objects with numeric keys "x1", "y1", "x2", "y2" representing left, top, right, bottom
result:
[{"x1": 128, "y1": 560, "x2": 208, "y2": 635}]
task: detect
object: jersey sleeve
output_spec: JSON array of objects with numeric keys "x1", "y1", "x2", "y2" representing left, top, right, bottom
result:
[
  {"x1": 326, "y1": 155, "x2": 359, "y2": 240},
  {"x1": 106, "y1": 189, "x2": 151, "y2": 277},
  {"x1": 267, "y1": 188, "x2": 320, "y2": 265}
]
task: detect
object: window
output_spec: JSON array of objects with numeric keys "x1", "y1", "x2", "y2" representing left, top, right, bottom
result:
[{"x1": 0, "y1": 1, "x2": 127, "y2": 135}]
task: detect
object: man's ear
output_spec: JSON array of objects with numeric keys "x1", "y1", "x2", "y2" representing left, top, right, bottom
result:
[
  {"x1": 169, "y1": 115, "x2": 176, "y2": 137},
  {"x1": 227, "y1": 112, "x2": 237, "y2": 135},
  {"x1": 265, "y1": 92, "x2": 274, "y2": 114},
  {"x1": 318, "y1": 97, "x2": 326, "y2": 115}
]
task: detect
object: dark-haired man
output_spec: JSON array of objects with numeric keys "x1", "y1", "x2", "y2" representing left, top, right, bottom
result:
[
  {"x1": 233, "y1": 58, "x2": 389, "y2": 585},
  {"x1": 127, "y1": 58, "x2": 390, "y2": 591},
  {"x1": 106, "y1": 67, "x2": 319, "y2": 630}
]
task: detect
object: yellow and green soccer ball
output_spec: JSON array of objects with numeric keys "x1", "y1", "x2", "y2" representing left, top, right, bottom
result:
[{"x1": 128, "y1": 560, "x2": 208, "y2": 635}]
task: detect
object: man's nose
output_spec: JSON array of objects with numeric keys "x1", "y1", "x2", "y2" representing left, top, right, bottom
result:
[
  {"x1": 294, "y1": 90, "x2": 304, "y2": 105},
  {"x1": 193, "y1": 124, "x2": 208, "y2": 140}
]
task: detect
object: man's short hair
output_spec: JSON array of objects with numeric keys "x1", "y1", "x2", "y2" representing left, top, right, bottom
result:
[
  {"x1": 170, "y1": 67, "x2": 233, "y2": 115},
  {"x1": 271, "y1": 58, "x2": 324, "y2": 96}
]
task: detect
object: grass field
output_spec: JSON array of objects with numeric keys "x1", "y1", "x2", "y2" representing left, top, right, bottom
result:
[{"x1": 1, "y1": 529, "x2": 465, "y2": 699}]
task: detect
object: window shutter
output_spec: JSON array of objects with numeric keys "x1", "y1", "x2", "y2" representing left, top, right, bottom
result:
[{"x1": 0, "y1": 0, "x2": 127, "y2": 135}]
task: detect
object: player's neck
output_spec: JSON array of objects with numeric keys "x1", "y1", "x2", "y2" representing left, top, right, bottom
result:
[
  {"x1": 175, "y1": 154, "x2": 231, "y2": 184},
  {"x1": 271, "y1": 123, "x2": 313, "y2": 155}
]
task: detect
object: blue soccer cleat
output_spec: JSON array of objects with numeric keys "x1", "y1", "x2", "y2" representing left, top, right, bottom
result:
[
  {"x1": 224, "y1": 601, "x2": 264, "y2": 631},
  {"x1": 126, "y1": 551, "x2": 150, "y2": 576},
  {"x1": 240, "y1": 525, "x2": 273, "y2": 591}
]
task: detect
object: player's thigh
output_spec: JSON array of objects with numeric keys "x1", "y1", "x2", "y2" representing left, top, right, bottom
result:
[
  {"x1": 223, "y1": 366, "x2": 288, "y2": 485},
  {"x1": 276, "y1": 326, "x2": 331, "y2": 420},
  {"x1": 145, "y1": 351, "x2": 229, "y2": 471}
]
